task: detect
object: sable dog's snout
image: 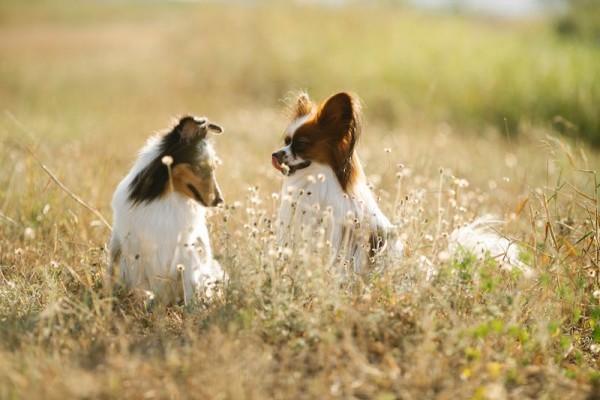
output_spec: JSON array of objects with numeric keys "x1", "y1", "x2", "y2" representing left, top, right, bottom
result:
[
  {"x1": 212, "y1": 194, "x2": 223, "y2": 206},
  {"x1": 211, "y1": 183, "x2": 224, "y2": 206}
]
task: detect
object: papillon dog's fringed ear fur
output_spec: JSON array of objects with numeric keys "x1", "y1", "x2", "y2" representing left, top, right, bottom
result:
[
  {"x1": 294, "y1": 92, "x2": 314, "y2": 118},
  {"x1": 316, "y1": 92, "x2": 362, "y2": 192},
  {"x1": 284, "y1": 91, "x2": 314, "y2": 120}
]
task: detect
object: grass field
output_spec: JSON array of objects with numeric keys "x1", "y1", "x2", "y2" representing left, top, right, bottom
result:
[{"x1": 1, "y1": 2, "x2": 600, "y2": 399}]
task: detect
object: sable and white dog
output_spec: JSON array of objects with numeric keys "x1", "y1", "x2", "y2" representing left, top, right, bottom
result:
[
  {"x1": 272, "y1": 92, "x2": 531, "y2": 276},
  {"x1": 272, "y1": 92, "x2": 400, "y2": 272},
  {"x1": 109, "y1": 116, "x2": 226, "y2": 304}
]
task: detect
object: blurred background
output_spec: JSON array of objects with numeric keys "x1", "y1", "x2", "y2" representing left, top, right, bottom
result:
[
  {"x1": 1, "y1": 0, "x2": 598, "y2": 139},
  {"x1": 0, "y1": 0, "x2": 599, "y2": 227}
]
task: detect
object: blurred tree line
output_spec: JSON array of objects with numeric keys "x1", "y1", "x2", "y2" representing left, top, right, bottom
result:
[{"x1": 554, "y1": 0, "x2": 600, "y2": 44}]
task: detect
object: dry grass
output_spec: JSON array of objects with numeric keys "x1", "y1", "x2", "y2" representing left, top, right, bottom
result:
[{"x1": 1, "y1": 2, "x2": 600, "y2": 399}]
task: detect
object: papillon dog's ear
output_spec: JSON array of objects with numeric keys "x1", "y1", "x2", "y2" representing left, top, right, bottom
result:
[
  {"x1": 294, "y1": 92, "x2": 313, "y2": 118},
  {"x1": 317, "y1": 92, "x2": 361, "y2": 142},
  {"x1": 316, "y1": 92, "x2": 362, "y2": 192}
]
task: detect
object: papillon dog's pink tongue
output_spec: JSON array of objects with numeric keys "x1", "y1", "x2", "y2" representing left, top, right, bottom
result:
[{"x1": 272, "y1": 155, "x2": 284, "y2": 173}]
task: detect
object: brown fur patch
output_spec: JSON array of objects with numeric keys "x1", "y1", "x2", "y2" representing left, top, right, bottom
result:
[
  {"x1": 169, "y1": 163, "x2": 208, "y2": 205},
  {"x1": 290, "y1": 92, "x2": 363, "y2": 192}
]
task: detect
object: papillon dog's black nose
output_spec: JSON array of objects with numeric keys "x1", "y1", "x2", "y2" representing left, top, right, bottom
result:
[{"x1": 272, "y1": 151, "x2": 285, "y2": 163}]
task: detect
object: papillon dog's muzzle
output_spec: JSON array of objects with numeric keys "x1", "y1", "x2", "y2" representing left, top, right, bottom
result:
[
  {"x1": 271, "y1": 151, "x2": 311, "y2": 176},
  {"x1": 271, "y1": 151, "x2": 285, "y2": 170}
]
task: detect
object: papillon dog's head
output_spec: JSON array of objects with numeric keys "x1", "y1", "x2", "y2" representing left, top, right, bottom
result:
[
  {"x1": 128, "y1": 116, "x2": 225, "y2": 207},
  {"x1": 271, "y1": 91, "x2": 362, "y2": 192}
]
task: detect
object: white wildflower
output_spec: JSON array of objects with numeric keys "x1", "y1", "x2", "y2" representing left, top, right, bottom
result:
[
  {"x1": 455, "y1": 178, "x2": 469, "y2": 188},
  {"x1": 24, "y1": 227, "x2": 35, "y2": 240},
  {"x1": 161, "y1": 155, "x2": 173, "y2": 166}
]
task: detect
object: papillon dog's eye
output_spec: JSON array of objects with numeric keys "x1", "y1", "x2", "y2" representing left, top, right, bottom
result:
[
  {"x1": 293, "y1": 139, "x2": 310, "y2": 152},
  {"x1": 284, "y1": 136, "x2": 292, "y2": 146}
]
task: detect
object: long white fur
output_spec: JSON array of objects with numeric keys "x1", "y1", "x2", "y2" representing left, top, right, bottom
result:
[
  {"x1": 277, "y1": 162, "x2": 396, "y2": 272},
  {"x1": 448, "y1": 215, "x2": 533, "y2": 277},
  {"x1": 110, "y1": 135, "x2": 225, "y2": 304}
]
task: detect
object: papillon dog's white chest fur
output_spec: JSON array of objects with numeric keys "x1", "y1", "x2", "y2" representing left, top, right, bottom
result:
[
  {"x1": 109, "y1": 117, "x2": 226, "y2": 304},
  {"x1": 277, "y1": 162, "x2": 397, "y2": 272}
]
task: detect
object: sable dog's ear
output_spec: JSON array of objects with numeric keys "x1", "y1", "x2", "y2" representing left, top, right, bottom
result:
[
  {"x1": 179, "y1": 116, "x2": 208, "y2": 141},
  {"x1": 179, "y1": 116, "x2": 223, "y2": 142},
  {"x1": 207, "y1": 122, "x2": 224, "y2": 135}
]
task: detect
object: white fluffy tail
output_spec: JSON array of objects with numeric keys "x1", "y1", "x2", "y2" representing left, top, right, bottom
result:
[{"x1": 448, "y1": 215, "x2": 533, "y2": 277}]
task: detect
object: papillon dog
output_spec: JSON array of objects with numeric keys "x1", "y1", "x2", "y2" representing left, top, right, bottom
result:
[
  {"x1": 109, "y1": 116, "x2": 227, "y2": 304},
  {"x1": 272, "y1": 92, "x2": 400, "y2": 272},
  {"x1": 272, "y1": 92, "x2": 532, "y2": 277}
]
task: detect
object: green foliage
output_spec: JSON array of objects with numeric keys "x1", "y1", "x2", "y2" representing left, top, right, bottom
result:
[{"x1": 555, "y1": 0, "x2": 600, "y2": 45}]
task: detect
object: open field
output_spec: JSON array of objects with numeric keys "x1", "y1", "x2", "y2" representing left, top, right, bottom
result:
[{"x1": 1, "y1": 2, "x2": 600, "y2": 399}]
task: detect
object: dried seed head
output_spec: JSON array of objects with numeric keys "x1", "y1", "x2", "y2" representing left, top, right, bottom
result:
[
  {"x1": 161, "y1": 155, "x2": 173, "y2": 166},
  {"x1": 24, "y1": 227, "x2": 35, "y2": 240}
]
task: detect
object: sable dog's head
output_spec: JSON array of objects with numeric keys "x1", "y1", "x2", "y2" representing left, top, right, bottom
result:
[
  {"x1": 271, "y1": 92, "x2": 362, "y2": 192},
  {"x1": 129, "y1": 116, "x2": 225, "y2": 207}
]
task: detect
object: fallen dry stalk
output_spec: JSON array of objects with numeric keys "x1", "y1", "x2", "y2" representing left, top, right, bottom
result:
[{"x1": 5, "y1": 112, "x2": 112, "y2": 232}]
